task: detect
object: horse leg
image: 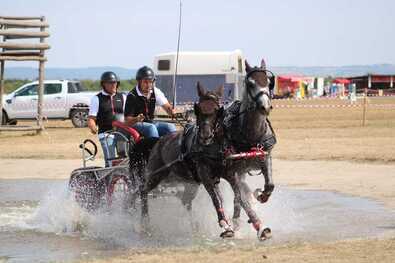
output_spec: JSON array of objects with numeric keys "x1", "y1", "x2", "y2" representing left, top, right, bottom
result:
[
  {"x1": 135, "y1": 159, "x2": 150, "y2": 232},
  {"x1": 230, "y1": 171, "x2": 242, "y2": 231},
  {"x1": 179, "y1": 182, "x2": 200, "y2": 233},
  {"x1": 179, "y1": 182, "x2": 199, "y2": 211},
  {"x1": 228, "y1": 174, "x2": 271, "y2": 241},
  {"x1": 198, "y1": 165, "x2": 234, "y2": 238},
  {"x1": 231, "y1": 172, "x2": 253, "y2": 231},
  {"x1": 141, "y1": 164, "x2": 171, "y2": 230},
  {"x1": 255, "y1": 154, "x2": 275, "y2": 204}
]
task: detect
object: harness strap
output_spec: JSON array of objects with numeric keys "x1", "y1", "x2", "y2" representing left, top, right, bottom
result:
[{"x1": 145, "y1": 154, "x2": 184, "y2": 178}]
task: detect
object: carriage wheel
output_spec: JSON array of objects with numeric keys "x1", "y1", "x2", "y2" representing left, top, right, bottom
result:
[
  {"x1": 69, "y1": 168, "x2": 106, "y2": 211},
  {"x1": 106, "y1": 174, "x2": 135, "y2": 210}
]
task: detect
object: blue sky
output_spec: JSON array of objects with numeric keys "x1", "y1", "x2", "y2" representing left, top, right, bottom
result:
[{"x1": 2, "y1": 0, "x2": 395, "y2": 68}]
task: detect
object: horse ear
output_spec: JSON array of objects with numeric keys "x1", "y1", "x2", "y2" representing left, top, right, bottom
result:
[
  {"x1": 245, "y1": 60, "x2": 252, "y2": 73},
  {"x1": 214, "y1": 85, "x2": 224, "y2": 98},
  {"x1": 197, "y1": 81, "x2": 206, "y2": 97},
  {"x1": 260, "y1": 59, "x2": 266, "y2": 70},
  {"x1": 218, "y1": 106, "x2": 225, "y2": 119}
]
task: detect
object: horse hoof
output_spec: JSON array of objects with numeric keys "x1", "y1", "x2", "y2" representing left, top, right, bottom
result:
[
  {"x1": 140, "y1": 225, "x2": 153, "y2": 237},
  {"x1": 232, "y1": 218, "x2": 241, "y2": 232},
  {"x1": 258, "y1": 227, "x2": 272, "y2": 241},
  {"x1": 220, "y1": 229, "x2": 235, "y2": 239},
  {"x1": 72, "y1": 221, "x2": 84, "y2": 232}
]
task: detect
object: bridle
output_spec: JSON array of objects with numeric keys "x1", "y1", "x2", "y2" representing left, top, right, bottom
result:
[
  {"x1": 227, "y1": 68, "x2": 275, "y2": 122},
  {"x1": 245, "y1": 67, "x2": 275, "y2": 112},
  {"x1": 194, "y1": 94, "x2": 224, "y2": 143}
]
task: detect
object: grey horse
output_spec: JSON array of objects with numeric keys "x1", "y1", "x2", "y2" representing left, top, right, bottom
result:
[{"x1": 221, "y1": 59, "x2": 276, "y2": 240}]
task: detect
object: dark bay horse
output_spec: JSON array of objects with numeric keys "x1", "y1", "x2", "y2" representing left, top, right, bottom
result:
[{"x1": 140, "y1": 82, "x2": 238, "y2": 237}]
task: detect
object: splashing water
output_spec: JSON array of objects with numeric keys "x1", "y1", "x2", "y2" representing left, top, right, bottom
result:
[
  {"x1": 1, "y1": 176, "x2": 395, "y2": 262},
  {"x1": 0, "y1": 177, "x2": 301, "y2": 247}
]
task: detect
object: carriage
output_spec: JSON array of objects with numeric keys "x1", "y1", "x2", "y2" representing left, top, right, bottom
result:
[{"x1": 69, "y1": 120, "x2": 177, "y2": 211}]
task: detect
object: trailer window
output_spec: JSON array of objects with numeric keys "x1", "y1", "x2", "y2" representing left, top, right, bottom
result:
[{"x1": 158, "y1": 60, "x2": 171, "y2": 71}]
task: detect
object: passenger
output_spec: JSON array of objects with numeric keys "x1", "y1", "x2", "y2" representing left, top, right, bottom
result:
[
  {"x1": 124, "y1": 66, "x2": 176, "y2": 138},
  {"x1": 87, "y1": 71, "x2": 126, "y2": 167}
]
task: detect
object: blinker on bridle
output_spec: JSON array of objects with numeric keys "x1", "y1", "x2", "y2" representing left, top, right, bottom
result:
[
  {"x1": 245, "y1": 67, "x2": 275, "y2": 110},
  {"x1": 195, "y1": 94, "x2": 222, "y2": 139}
]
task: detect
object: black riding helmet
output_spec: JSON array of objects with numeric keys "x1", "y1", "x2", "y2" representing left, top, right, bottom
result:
[
  {"x1": 136, "y1": 66, "x2": 155, "y2": 81},
  {"x1": 100, "y1": 71, "x2": 120, "y2": 88}
]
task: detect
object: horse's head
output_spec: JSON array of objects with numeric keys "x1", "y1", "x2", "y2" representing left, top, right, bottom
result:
[
  {"x1": 244, "y1": 59, "x2": 275, "y2": 115},
  {"x1": 194, "y1": 82, "x2": 224, "y2": 146}
]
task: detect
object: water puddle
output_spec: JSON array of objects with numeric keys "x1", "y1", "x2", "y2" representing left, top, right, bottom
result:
[{"x1": 0, "y1": 178, "x2": 394, "y2": 262}]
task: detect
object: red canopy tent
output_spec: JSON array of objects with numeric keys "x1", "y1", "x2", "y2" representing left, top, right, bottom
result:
[
  {"x1": 333, "y1": 78, "x2": 351, "y2": 84},
  {"x1": 276, "y1": 75, "x2": 314, "y2": 97}
]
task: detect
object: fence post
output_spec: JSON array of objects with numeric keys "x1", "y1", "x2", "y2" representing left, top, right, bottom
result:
[
  {"x1": 362, "y1": 75, "x2": 370, "y2": 127},
  {"x1": 36, "y1": 16, "x2": 46, "y2": 134},
  {"x1": 0, "y1": 60, "x2": 4, "y2": 126}
]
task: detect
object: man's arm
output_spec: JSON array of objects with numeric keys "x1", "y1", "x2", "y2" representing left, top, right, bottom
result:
[
  {"x1": 154, "y1": 87, "x2": 175, "y2": 118},
  {"x1": 88, "y1": 95, "x2": 99, "y2": 134},
  {"x1": 87, "y1": 116, "x2": 97, "y2": 134},
  {"x1": 161, "y1": 102, "x2": 175, "y2": 118}
]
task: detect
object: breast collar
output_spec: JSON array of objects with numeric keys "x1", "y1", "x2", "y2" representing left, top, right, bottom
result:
[{"x1": 224, "y1": 101, "x2": 276, "y2": 152}]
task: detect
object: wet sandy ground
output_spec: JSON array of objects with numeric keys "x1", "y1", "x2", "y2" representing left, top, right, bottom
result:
[{"x1": 1, "y1": 158, "x2": 395, "y2": 262}]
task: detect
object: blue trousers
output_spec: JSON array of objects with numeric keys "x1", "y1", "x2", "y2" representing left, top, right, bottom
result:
[
  {"x1": 98, "y1": 133, "x2": 116, "y2": 167},
  {"x1": 133, "y1": 121, "x2": 176, "y2": 138}
]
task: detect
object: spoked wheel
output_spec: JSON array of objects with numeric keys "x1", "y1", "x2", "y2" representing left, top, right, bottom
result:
[
  {"x1": 69, "y1": 167, "x2": 106, "y2": 211},
  {"x1": 106, "y1": 174, "x2": 135, "y2": 210}
]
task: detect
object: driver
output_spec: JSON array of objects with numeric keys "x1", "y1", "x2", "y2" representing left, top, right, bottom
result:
[{"x1": 124, "y1": 66, "x2": 176, "y2": 138}]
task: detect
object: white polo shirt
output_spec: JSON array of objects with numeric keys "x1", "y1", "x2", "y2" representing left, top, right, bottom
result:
[{"x1": 135, "y1": 86, "x2": 169, "y2": 106}]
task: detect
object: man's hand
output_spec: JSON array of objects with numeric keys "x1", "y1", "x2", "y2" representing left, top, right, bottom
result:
[
  {"x1": 169, "y1": 108, "x2": 176, "y2": 119},
  {"x1": 125, "y1": 114, "x2": 145, "y2": 126},
  {"x1": 162, "y1": 103, "x2": 175, "y2": 118},
  {"x1": 87, "y1": 117, "x2": 98, "y2": 135},
  {"x1": 89, "y1": 127, "x2": 97, "y2": 135},
  {"x1": 137, "y1": 113, "x2": 145, "y2": 122}
]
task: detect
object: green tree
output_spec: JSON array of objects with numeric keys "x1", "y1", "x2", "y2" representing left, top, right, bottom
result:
[{"x1": 3, "y1": 79, "x2": 137, "y2": 94}]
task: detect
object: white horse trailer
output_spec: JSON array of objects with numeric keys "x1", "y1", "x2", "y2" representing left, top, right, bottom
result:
[{"x1": 153, "y1": 50, "x2": 245, "y2": 105}]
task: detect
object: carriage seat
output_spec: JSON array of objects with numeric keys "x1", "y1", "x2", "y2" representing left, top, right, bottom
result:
[{"x1": 112, "y1": 121, "x2": 141, "y2": 144}]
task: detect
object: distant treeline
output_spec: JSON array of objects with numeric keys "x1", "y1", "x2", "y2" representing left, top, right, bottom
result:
[
  {"x1": 80, "y1": 79, "x2": 138, "y2": 92},
  {"x1": 2, "y1": 79, "x2": 138, "y2": 94}
]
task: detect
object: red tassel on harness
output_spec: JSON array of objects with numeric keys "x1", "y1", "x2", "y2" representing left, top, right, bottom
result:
[{"x1": 225, "y1": 147, "x2": 267, "y2": 160}]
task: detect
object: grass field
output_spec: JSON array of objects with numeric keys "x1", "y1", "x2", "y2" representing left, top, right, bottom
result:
[{"x1": 1, "y1": 97, "x2": 394, "y2": 162}]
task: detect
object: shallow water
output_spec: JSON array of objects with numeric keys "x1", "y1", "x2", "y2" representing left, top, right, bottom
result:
[{"x1": 0, "y1": 177, "x2": 394, "y2": 262}]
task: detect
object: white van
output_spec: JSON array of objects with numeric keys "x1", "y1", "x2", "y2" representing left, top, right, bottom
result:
[{"x1": 153, "y1": 50, "x2": 245, "y2": 104}]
